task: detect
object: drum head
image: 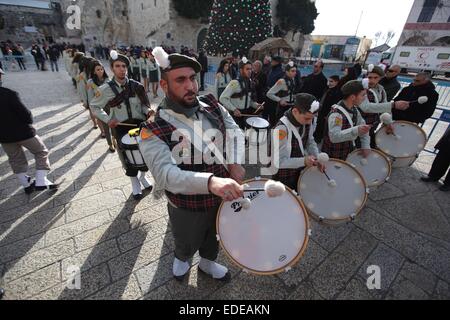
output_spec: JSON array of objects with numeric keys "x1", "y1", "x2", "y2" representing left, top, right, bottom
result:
[
  {"x1": 121, "y1": 134, "x2": 139, "y2": 146},
  {"x1": 376, "y1": 121, "x2": 427, "y2": 159},
  {"x1": 298, "y1": 160, "x2": 368, "y2": 224},
  {"x1": 246, "y1": 117, "x2": 269, "y2": 129},
  {"x1": 217, "y1": 179, "x2": 309, "y2": 275},
  {"x1": 346, "y1": 149, "x2": 392, "y2": 187}
]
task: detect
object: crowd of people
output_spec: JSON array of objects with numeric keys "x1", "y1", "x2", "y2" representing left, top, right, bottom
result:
[{"x1": 0, "y1": 39, "x2": 449, "y2": 297}]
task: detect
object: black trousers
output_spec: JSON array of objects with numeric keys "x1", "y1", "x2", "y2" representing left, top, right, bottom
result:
[
  {"x1": 168, "y1": 203, "x2": 219, "y2": 262},
  {"x1": 429, "y1": 148, "x2": 450, "y2": 186},
  {"x1": 200, "y1": 72, "x2": 206, "y2": 90},
  {"x1": 262, "y1": 99, "x2": 278, "y2": 128}
]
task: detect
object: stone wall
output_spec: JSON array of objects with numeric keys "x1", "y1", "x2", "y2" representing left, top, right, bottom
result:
[{"x1": 0, "y1": 3, "x2": 66, "y2": 47}]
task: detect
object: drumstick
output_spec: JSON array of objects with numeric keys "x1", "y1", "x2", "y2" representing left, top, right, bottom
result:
[
  {"x1": 243, "y1": 180, "x2": 285, "y2": 198},
  {"x1": 117, "y1": 123, "x2": 138, "y2": 128},
  {"x1": 254, "y1": 102, "x2": 265, "y2": 114},
  {"x1": 317, "y1": 153, "x2": 338, "y2": 188}
]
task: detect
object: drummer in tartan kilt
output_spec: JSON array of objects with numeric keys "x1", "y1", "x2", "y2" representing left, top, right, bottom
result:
[
  {"x1": 358, "y1": 65, "x2": 410, "y2": 148},
  {"x1": 139, "y1": 47, "x2": 246, "y2": 282},
  {"x1": 272, "y1": 93, "x2": 322, "y2": 191},
  {"x1": 322, "y1": 80, "x2": 372, "y2": 160}
]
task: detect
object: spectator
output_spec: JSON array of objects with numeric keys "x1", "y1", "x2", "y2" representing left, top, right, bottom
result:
[
  {"x1": 393, "y1": 72, "x2": 439, "y2": 125},
  {"x1": 262, "y1": 56, "x2": 271, "y2": 76},
  {"x1": 198, "y1": 50, "x2": 208, "y2": 91},
  {"x1": 353, "y1": 62, "x2": 362, "y2": 78},
  {"x1": 12, "y1": 46, "x2": 26, "y2": 70},
  {"x1": 49, "y1": 45, "x2": 60, "y2": 72},
  {"x1": 266, "y1": 55, "x2": 284, "y2": 88},
  {"x1": 230, "y1": 55, "x2": 240, "y2": 80},
  {"x1": 300, "y1": 60, "x2": 328, "y2": 100},
  {"x1": 338, "y1": 67, "x2": 358, "y2": 89},
  {"x1": 215, "y1": 59, "x2": 232, "y2": 100},
  {"x1": 380, "y1": 65, "x2": 402, "y2": 101},
  {"x1": 31, "y1": 44, "x2": 46, "y2": 71},
  {"x1": 252, "y1": 60, "x2": 268, "y2": 104}
]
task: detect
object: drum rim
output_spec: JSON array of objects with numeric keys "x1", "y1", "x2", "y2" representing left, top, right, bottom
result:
[
  {"x1": 346, "y1": 149, "x2": 392, "y2": 187},
  {"x1": 216, "y1": 178, "x2": 310, "y2": 276},
  {"x1": 246, "y1": 117, "x2": 270, "y2": 129},
  {"x1": 297, "y1": 159, "x2": 369, "y2": 224},
  {"x1": 375, "y1": 120, "x2": 428, "y2": 159}
]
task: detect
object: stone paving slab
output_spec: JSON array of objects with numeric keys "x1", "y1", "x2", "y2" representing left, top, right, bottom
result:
[{"x1": 0, "y1": 68, "x2": 449, "y2": 300}]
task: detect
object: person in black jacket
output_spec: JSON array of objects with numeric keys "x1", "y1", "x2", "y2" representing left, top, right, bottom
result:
[
  {"x1": 314, "y1": 75, "x2": 342, "y2": 143},
  {"x1": 392, "y1": 73, "x2": 439, "y2": 125},
  {"x1": 251, "y1": 60, "x2": 268, "y2": 104},
  {"x1": 421, "y1": 127, "x2": 450, "y2": 192},
  {"x1": 49, "y1": 45, "x2": 60, "y2": 72},
  {"x1": 379, "y1": 65, "x2": 401, "y2": 101},
  {"x1": 198, "y1": 50, "x2": 208, "y2": 91},
  {"x1": 300, "y1": 60, "x2": 328, "y2": 100},
  {"x1": 0, "y1": 85, "x2": 58, "y2": 193}
]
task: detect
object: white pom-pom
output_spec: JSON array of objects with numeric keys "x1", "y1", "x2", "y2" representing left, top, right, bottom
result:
[
  {"x1": 242, "y1": 57, "x2": 248, "y2": 64},
  {"x1": 362, "y1": 69, "x2": 368, "y2": 75},
  {"x1": 362, "y1": 78, "x2": 369, "y2": 89},
  {"x1": 310, "y1": 100, "x2": 320, "y2": 113},
  {"x1": 380, "y1": 113, "x2": 393, "y2": 125},
  {"x1": 360, "y1": 158, "x2": 369, "y2": 166},
  {"x1": 240, "y1": 198, "x2": 252, "y2": 210},
  {"x1": 328, "y1": 179, "x2": 337, "y2": 188},
  {"x1": 378, "y1": 64, "x2": 387, "y2": 71},
  {"x1": 152, "y1": 47, "x2": 170, "y2": 69},
  {"x1": 368, "y1": 64, "x2": 374, "y2": 73},
  {"x1": 288, "y1": 61, "x2": 294, "y2": 67},
  {"x1": 264, "y1": 180, "x2": 286, "y2": 198},
  {"x1": 110, "y1": 50, "x2": 118, "y2": 61},
  {"x1": 317, "y1": 153, "x2": 330, "y2": 164},
  {"x1": 418, "y1": 96, "x2": 428, "y2": 104}
]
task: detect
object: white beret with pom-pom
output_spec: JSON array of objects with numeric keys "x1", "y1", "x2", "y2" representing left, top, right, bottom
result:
[{"x1": 110, "y1": 50, "x2": 118, "y2": 61}]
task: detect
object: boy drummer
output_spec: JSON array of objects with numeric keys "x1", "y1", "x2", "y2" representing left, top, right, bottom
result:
[
  {"x1": 273, "y1": 93, "x2": 323, "y2": 191},
  {"x1": 322, "y1": 80, "x2": 371, "y2": 160}
]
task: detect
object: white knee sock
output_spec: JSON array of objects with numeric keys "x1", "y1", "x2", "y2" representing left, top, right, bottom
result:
[
  {"x1": 16, "y1": 173, "x2": 32, "y2": 188},
  {"x1": 130, "y1": 177, "x2": 142, "y2": 196},
  {"x1": 139, "y1": 172, "x2": 153, "y2": 189},
  {"x1": 199, "y1": 258, "x2": 228, "y2": 279},
  {"x1": 173, "y1": 257, "x2": 190, "y2": 277},
  {"x1": 35, "y1": 170, "x2": 54, "y2": 187}
]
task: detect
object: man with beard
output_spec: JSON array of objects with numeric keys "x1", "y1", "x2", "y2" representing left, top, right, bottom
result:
[
  {"x1": 139, "y1": 47, "x2": 245, "y2": 282},
  {"x1": 300, "y1": 60, "x2": 328, "y2": 100},
  {"x1": 379, "y1": 65, "x2": 402, "y2": 101}
]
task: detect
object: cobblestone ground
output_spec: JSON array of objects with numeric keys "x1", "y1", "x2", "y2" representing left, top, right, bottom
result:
[{"x1": 0, "y1": 66, "x2": 449, "y2": 300}]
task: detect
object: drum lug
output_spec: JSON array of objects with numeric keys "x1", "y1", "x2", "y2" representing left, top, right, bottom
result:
[
  {"x1": 255, "y1": 176, "x2": 262, "y2": 181},
  {"x1": 216, "y1": 234, "x2": 221, "y2": 241},
  {"x1": 243, "y1": 269, "x2": 250, "y2": 274},
  {"x1": 366, "y1": 188, "x2": 371, "y2": 194},
  {"x1": 319, "y1": 216, "x2": 325, "y2": 223},
  {"x1": 350, "y1": 214, "x2": 356, "y2": 221},
  {"x1": 308, "y1": 229, "x2": 312, "y2": 236},
  {"x1": 284, "y1": 267, "x2": 292, "y2": 273},
  {"x1": 385, "y1": 177, "x2": 390, "y2": 182}
]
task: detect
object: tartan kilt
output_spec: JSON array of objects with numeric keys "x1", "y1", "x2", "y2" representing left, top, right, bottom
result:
[
  {"x1": 321, "y1": 108, "x2": 355, "y2": 160},
  {"x1": 144, "y1": 100, "x2": 230, "y2": 212}
]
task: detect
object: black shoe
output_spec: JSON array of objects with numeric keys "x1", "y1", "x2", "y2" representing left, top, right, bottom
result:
[
  {"x1": 144, "y1": 185, "x2": 153, "y2": 192},
  {"x1": 420, "y1": 176, "x2": 439, "y2": 183},
  {"x1": 439, "y1": 185, "x2": 450, "y2": 192},
  {"x1": 174, "y1": 274, "x2": 187, "y2": 282},
  {"x1": 198, "y1": 266, "x2": 231, "y2": 282},
  {"x1": 35, "y1": 183, "x2": 59, "y2": 191},
  {"x1": 133, "y1": 193, "x2": 143, "y2": 201},
  {"x1": 24, "y1": 180, "x2": 35, "y2": 195},
  {"x1": 109, "y1": 146, "x2": 116, "y2": 153}
]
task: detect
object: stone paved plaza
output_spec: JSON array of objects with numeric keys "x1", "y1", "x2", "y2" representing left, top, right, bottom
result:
[{"x1": 0, "y1": 66, "x2": 449, "y2": 300}]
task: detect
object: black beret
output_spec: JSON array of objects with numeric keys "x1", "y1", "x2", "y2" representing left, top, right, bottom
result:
[
  {"x1": 110, "y1": 52, "x2": 130, "y2": 67},
  {"x1": 294, "y1": 93, "x2": 317, "y2": 113},
  {"x1": 165, "y1": 54, "x2": 202, "y2": 73},
  {"x1": 369, "y1": 65, "x2": 385, "y2": 77},
  {"x1": 341, "y1": 80, "x2": 365, "y2": 97}
]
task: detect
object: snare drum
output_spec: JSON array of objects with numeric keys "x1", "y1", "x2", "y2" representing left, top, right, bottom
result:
[
  {"x1": 298, "y1": 159, "x2": 368, "y2": 224},
  {"x1": 346, "y1": 149, "x2": 392, "y2": 188},
  {"x1": 119, "y1": 129, "x2": 148, "y2": 171},
  {"x1": 217, "y1": 179, "x2": 309, "y2": 275},
  {"x1": 376, "y1": 121, "x2": 427, "y2": 168},
  {"x1": 246, "y1": 117, "x2": 270, "y2": 146}
]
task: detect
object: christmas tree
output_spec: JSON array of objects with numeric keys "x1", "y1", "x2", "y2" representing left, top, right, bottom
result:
[{"x1": 204, "y1": 0, "x2": 272, "y2": 56}]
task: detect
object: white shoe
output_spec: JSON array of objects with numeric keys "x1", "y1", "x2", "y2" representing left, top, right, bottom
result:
[
  {"x1": 139, "y1": 172, "x2": 153, "y2": 191},
  {"x1": 198, "y1": 258, "x2": 231, "y2": 281},
  {"x1": 17, "y1": 173, "x2": 34, "y2": 194},
  {"x1": 173, "y1": 258, "x2": 190, "y2": 281},
  {"x1": 130, "y1": 176, "x2": 143, "y2": 200},
  {"x1": 35, "y1": 170, "x2": 58, "y2": 191}
]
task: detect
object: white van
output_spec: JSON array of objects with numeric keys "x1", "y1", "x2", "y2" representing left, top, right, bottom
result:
[{"x1": 388, "y1": 46, "x2": 450, "y2": 77}]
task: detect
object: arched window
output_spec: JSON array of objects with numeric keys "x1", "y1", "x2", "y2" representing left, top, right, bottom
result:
[{"x1": 96, "y1": 10, "x2": 102, "y2": 19}]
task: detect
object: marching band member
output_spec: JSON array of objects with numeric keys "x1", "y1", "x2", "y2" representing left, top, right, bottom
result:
[
  {"x1": 266, "y1": 61, "x2": 299, "y2": 123},
  {"x1": 220, "y1": 57, "x2": 263, "y2": 129},
  {"x1": 321, "y1": 80, "x2": 371, "y2": 160},
  {"x1": 273, "y1": 93, "x2": 322, "y2": 191},
  {"x1": 90, "y1": 50, "x2": 153, "y2": 200},
  {"x1": 139, "y1": 47, "x2": 245, "y2": 282}
]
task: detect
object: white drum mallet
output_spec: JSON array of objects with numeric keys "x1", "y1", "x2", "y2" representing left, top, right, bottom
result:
[
  {"x1": 239, "y1": 180, "x2": 286, "y2": 210},
  {"x1": 380, "y1": 113, "x2": 401, "y2": 141},
  {"x1": 409, "y1": 96, "x2": 429, "y2": 105},
  {"x1": 317, "y1": 153, "x2": 337, "y2": 188}
]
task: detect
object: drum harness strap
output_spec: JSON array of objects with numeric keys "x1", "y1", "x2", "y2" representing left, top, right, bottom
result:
[
  {"x1": 280, "y1": 116, "x2": 307, "y2": 157},
  {"x1": 160, "y1": 105, "x2": 230, "y2": 173},
  {"x1": 335, "y1": 101, "x2": 358, "y2": 148},
  {"x1": 108, "y1": 80, "x2": 133, "y2": 120}
]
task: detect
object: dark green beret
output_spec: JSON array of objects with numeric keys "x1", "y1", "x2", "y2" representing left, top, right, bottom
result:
[
  {"x1": 341, "y1": 80, "x2": 365, "y2": 97},
  {"x1": 294, "y1": 93, "x2": 317, "y2": 113},
  {"x1": 110, "y1": 53, "x2": 130, "y2": 67},
  {"x1": 369, "y1": 65, "x2": 385, "y2": 77},
  {"x1": 165, "y1": 54, "x2": 202, "y2": 73}
]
